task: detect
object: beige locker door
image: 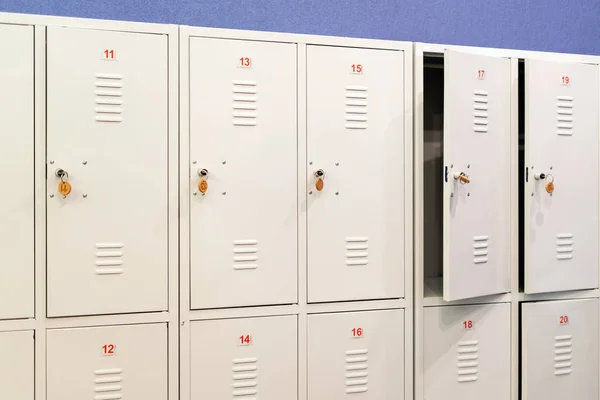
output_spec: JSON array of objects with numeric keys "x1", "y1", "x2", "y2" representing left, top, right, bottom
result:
[
  {"x1": 47, "y1": 323, "x2": 167, "y2": 400},
  {"x1": 0, "y1": 331, "x2": 34, "y2": 400},
  {"x1": 46, "y1": 27, "x2": 169, "y2": 317},
  {"x1": 189, "y1": 38, "x2": 298, "y2": 309},
  {"x1": 423, "y1": 303, "x2": 511, "y2": 400},
  {"x1": 191, "y1": 315, "x2": 297, "y2": 399},
  {"x1": 308, "y1": 309, "x2": 405, "y2": 398},
  {"x1": 522, "y1": 299, "x2": 599, "y2": 399},
  {"x1": 0, "y1": 24, "x2": 34, "y2": 320},
  {"x1": 307, "y1": 45, "x2": 405, "y2": 303}
]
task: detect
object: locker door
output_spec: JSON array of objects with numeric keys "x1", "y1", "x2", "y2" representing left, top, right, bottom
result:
[
  {"x1": 189, "y1": 38, "x2": 297, "y2": 309},
  {"x1": 443, "y1": 51, "x2": 511, "y2": 301},
  {"x1": 191, "y1": 315, "x2": 297, "y2": 399},
  {"x1": 522, "y1": 299, "x2": 599, "y2": 399},
  {"x1": 308, "y1": 309, "x2": 405, "y2": 399},
  {"x1": 424, "y1": 303, "x2": 511, "y2": 400},
  {"x1": 0, "y1": 331, "x2": 34, "y2": 400},
  {"x1": 307, "y1": 46, "x2": 405, "y2": 303},
  {"x1": 0, "y1": 25, "x2": 34, "y2": 320},
  {"x1": 46, "y1": 27, "x2": 168, "y2": 316},
  {"x1": 47, "y1": 323, "x2": 167, "y2": 400},
  {"x1": 525, "y1": 60, "x2": 599, "y2": 293}
]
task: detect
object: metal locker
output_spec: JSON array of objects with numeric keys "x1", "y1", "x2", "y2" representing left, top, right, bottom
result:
[
  {"x1": 522, "y1": 298, "x2": 599, "y2": 400},
  {"x1": 524, "y1": 60, "x2": 599, "y2": 294},
  {"x1": 308, "y1": 309, "x2": 404, "y2": 399},
  {"x1": 191, "y1": 315, "x2": 297, "y2": 399},
  {"x1": 46, "y1": 27, "x2": 169, "y2": 316},
  {"x1": 0, "y1": 24, "x2": 34, "y2": 320},
  {"x1": 189, "y1": 38, "x2": 297, "y2": 309},
  {"x1": 47, "y1": 323, "x2": 167, "y2": 400},
  {"x1": 307, "y1": 45, "x2": 405, "y2": 303},
  {"x1": 423, "y1": 303, "x2": 510, "y2": 400},
  {"x1": 0, "y1": 330, "x2": 34, "y2": 400},
  {"x1": 443, "y1": 51, "x2": 511, "y2": 301}
]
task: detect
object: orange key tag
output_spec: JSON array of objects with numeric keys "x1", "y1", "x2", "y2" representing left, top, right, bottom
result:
[
  {"x1": 198, "y1": 179, "x2": 208, "y2": 194},
  {"x1": 315, "y1": 178, "x2": 324, "y2": 191},
  {"x1": 58, "y1": 181, "x2": 71, "y2": 196},
  {"x1": 546, "y1": 181, "x2": 554, "y2": 194}
]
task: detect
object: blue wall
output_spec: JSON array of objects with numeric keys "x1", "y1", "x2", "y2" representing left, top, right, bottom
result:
[{"x1": 2, "y1": 0, "x2": 600, "y2": 55}]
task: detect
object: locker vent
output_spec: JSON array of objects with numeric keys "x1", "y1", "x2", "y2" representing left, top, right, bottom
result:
[
  {"x1": 473, "y1": 90, "x2": 489, "y2": 133},
  {"x1": 95, "y1": 73, "x2": 124, "y2": 123},
  {"x1": 94, "y1": 368, "x2": 123, "y2": 400},
  {"x1": 473, "y1": 236, "x2": 489, "y2": 264},
  {"x1": 457, "y1": 340, "x2": 479, "y2": 383},
  {"x1": 95, "y1": 243, "x2": 124, "y2": 275},
  {"x1": 346, "y1": 237, "x2": 368, "y2": 266},
  {"x1": 556, "y1": 233, "x2": 574, "y2": 260},
  {"x1": 554, "y1": 334, "x2": 573, "y2": 376},
  {"x1": 345, "y1": 349, "x2": 368, "y2": 394},
  {"x1": 556, "y1": 96, "x2": 574, "y2": 136},
  {"x1": 232, "y1": 357, "x2": 259, "y2": 397},
  {"x1": 345, "y1": 86, "x2": 368, "y2": 129},
  {"x1": 232, "y1": 80, "x2": 258, "y2": 126},
  {"x1": 233, "y1": 239, "x2": 258, "y2": 270}
]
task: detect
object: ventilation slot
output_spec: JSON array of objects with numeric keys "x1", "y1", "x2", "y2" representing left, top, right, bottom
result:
[
  {"x1": 345, "y1": 86, "x2": 368, "y2": 129},
  {"x1": 232, "y1": 357, "x2": 258, "y2": 398},
  {"x1": 94, "y1": 368, "x2": 123, "y2": 400},
  {"x1": 473, "y1": 90, "x2": 489, "y2": 133},
  {"x1": 346, "y1": 237, "x2": 368, "y2": 266},
  {"x1": 556, "y1": 96, "x2": 574, "y2": 136},
  {"x1": 457, "y1": 340, "x2": 479, "y2": 383},
  {"x1": 473, "y1": 235, "x2": 489, "y2": 264},
  {"x1": 233, "y1": 239, "x2": 258, "y2": 270},
  {"x1": 556, "y1": 233, "x2": 573, "y2": 260},
  {"x1": 95, "y1": 243, "x2": 124, "y2": 275},
  {"x1": 95, "y1": 73, "x2": 123, "y2": 122},
  {"x1": 554, "y1": 334, "x2": 573, "y2": 376},
  {"x1": 233, "y1": 80, "x2": 257, "y2": 126},
  {"x1": 345, "y1": 349, "x2": 368, "y2": 394}
]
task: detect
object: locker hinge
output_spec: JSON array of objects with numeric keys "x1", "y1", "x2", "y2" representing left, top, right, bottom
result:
[
  {"x1": 444, "y1": 166, "x2": 448, "y2": 182},
  {"x1": 526, "y1": 167, "x2": 529, "y2": 182}
]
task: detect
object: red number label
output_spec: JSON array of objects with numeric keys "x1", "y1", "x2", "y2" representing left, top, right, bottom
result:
[
  {"x1": 239, "y1": 335, "x2": 251, "y2": 345},
  {"x1": 351, "y1": 64, "x2": 363, "y2": 73},
  {"x1": 463, "y1": 320, "x2": 473, "y2": 329},
  {"x1": 477, "y1": 69, "x2": 485, "y2": 79},
  {"x1": 561, "y1": 76, "x2": 570, "y2": 85},
  {"x1": 560, "y1": 316, "x2": 569, "y2": 325},
  {"x1": 351, "y1": 328, "x2": 363, "y2": 337},
  {"x1": 239, "y1": 57, "x2": 251, "y2": 67},
  {"x1": 103, "y1": 49, "x2": 116, "y2": 60},
  {"x1": 102, "y1": 344, "x2": 115, "y2": 355}
]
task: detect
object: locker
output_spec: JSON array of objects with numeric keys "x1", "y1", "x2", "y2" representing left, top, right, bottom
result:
[
  {"x1": 308, "y1": 309, "x2": 405, "y2": 399},
  {"x1": 525, "y1": 60, "x2": 599, "y2": 294},
  {"x1": 46, "y1": 27, "x2": 169, "y2": 316},
  {"x1": 307, "y1": 45, "x2": 405, "y2": 303},
  {"x1": 47, "y1": 323, "x2": 167, "y2": 400},
  {"x1": 0, "y1": 330, "x2": 34, "y2": 400},
  {"x1": 0, "y1": 24, "x2": 34, "y2": 319},
  {"x1": 442, "y1": 51, "x2": 511, "y2": 301},
  {"x1": 189, "y1": 38, "x2": 297, "y2": 309},
  {"x1": 423, "y1": 303, "x2": 510, "y2": 400},
  {"x1": 522, "y1": 299, "x2": 599, "y2": 399},
  {"x1": 191, "y1": 315, "x2": 297, "y2": 399}
]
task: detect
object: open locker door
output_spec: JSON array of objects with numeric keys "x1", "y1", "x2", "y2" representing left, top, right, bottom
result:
[
  {"x1": 524, "y1": 60, "x2": 599, "y2": 294},
  {"x1": 443, "y1": 50, "x2": 511, "y2": 301}
]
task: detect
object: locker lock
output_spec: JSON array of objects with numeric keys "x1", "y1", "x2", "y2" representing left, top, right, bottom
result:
[
  {"x1": 55, "y1": 168, "x2": 72, "y2": 197},
  {"x1": 534, "y1": 173, "x2": 546, "y2": 180},
  {"x1": 197, "y1": 169, "x2": 209, "y2": 195},
  {"x1": 314, "y1": 169, "x2": 325, "y2": 191},
  {"x1": 453, "y1": 172, "x2": 470, "y2": 184}
]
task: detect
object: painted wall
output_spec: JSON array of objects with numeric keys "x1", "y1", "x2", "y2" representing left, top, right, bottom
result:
[{"x1": 1, "y1": 0, "x2": 599, "y2": 55}]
